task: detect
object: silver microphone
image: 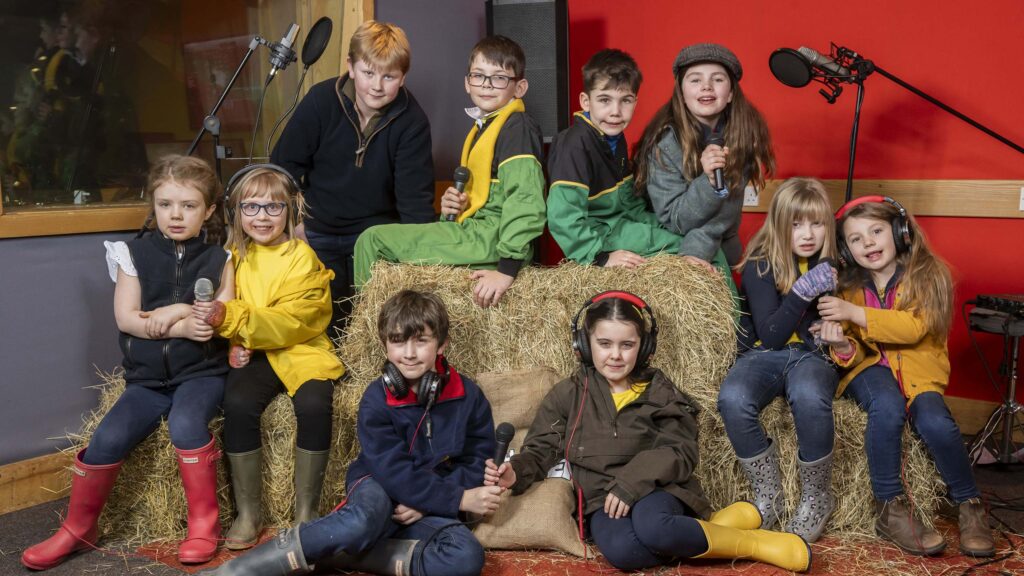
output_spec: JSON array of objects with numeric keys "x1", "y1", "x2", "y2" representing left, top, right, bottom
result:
[{"x1": 194, "y1": 278, "x2": 215, "y2": 302}]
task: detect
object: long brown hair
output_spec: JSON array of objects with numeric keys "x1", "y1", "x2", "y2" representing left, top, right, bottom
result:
[
  {"x1": 738, "y1": 177, "x2": 836, "y2": 293},
  {"x1": 633, "y1": 77, "x2": 774, "y2": 196},
  {"x1": 143, "y1": 155, "x2": 224, "y2": 244},
  {"x1": 837, "y1": 202, "x2": 953, "y2": 337},
  {"x1": 224, "y1": 167, "x2": 305, "y2": 262}
]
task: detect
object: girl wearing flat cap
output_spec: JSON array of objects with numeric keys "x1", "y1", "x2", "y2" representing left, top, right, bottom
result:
[{"x1": 633, "y1": 43, "x2": 775, "y2": 297}]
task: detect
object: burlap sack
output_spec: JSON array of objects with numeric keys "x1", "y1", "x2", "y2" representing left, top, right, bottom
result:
[{"x1": 472, "y1": 366, "x2": 592, "y2": 557}]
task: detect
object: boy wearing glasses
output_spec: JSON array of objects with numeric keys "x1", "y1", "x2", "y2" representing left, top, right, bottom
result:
[
  {"x1": 271, "y1": 20, "x2": 436, "y2": 331},
  {"x1": 353, "y1": 36, "x2": 546, "y2": 308}
]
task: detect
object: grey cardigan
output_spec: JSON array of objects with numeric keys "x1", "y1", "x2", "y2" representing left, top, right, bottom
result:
[{"x1": 645, "y1": 127, "x2": 744, "y2": 264}]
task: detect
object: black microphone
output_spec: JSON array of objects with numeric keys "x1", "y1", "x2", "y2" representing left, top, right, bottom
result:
[
  {"x1": 797, "y1": 46, "x2": 850, "y2": 77},
  {"x1": 446, "y1": 166, "x2": 471, "y2": 222},
  {"x1": 267, "y1": 23, "x2": 300, "y2": 78},
  {"x1": 493, "y1": 422, "x2": 515, "y2": 465},
  {"x1": 706, "y1": 133, "x2": 726, "y2": 193},
  {"x1": 194, "y1": 278, "x2": 215, "y2": 302}
]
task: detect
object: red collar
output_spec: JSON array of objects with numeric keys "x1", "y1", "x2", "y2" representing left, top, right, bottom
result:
[{"x1": 384, "y1": 356, "x2": 466, "y2": 407}]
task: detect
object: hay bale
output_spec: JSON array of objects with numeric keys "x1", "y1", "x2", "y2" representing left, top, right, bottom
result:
[{"x1": 73, "y1": 256, "x2": 944, "y2": 544}]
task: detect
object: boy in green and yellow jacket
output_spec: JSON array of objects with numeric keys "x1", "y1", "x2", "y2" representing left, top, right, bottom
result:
[{"x1": 353, "y1": 36, "x2": 545, "y2": 308}]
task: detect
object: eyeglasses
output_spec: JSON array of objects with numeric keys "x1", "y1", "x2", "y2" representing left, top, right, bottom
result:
[
  {"x1": 466, "y1": 73, "x2": 518, "y2": 89},
  {"x1": 239, "y1": 201, "x2": 287, "y2": 217}
]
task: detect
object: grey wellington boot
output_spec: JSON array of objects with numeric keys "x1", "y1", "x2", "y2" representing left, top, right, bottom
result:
[
  {"x1": 314, "y1": 538, "x2": 418, "y2": 576},
  {"x1": 198, "y1": 527, "x2": 309, "y2": 576},
  {"x1": 785, "y1": 450, "x2": 836, "y2": 542},
  {"x1": 224, "y1": 448, "x2": 263, "y2": 550},
  {"x1": 737, "y1": 440, "x2": 786, "y2": 530},
  {"x1": 293, "y1": 447, "x2": 330, "y2": 524}
]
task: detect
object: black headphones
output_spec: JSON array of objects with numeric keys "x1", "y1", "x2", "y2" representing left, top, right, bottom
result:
[
  {"x1": 571, "y1": 291, "x2": 658, "y2": 372},
  {"x1": 834, "y1": 195, "x2": 914, "y2": 268},
  {"x1": 223, "y1": 163, "x2": 302, "y2": 220},
  {"x1": 381, "y1": 356, "x2": 451, "y2": 408}
]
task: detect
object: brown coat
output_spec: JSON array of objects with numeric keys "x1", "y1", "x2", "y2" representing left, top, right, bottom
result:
[{"x1": 509, "y1": 366, "x2": 712, "y2": 519}]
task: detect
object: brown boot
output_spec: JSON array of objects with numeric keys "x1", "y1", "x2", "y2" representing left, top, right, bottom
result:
[
  {"x1": 958, "y1": 498, "x2": 994, "y2": 557},
  {"x1": 875, "y1": 496, "x2": 946, "y2": 556}
]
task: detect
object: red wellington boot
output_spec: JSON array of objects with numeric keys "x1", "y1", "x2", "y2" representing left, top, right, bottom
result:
[
  {"x1": 176, "y1": 438, "x2": 222, "y2": 564},
  {"x1": 21, "y1": 450, "x2": 122, "y2": 570}
]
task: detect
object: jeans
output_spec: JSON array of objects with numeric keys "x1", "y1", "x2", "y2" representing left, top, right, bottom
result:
[
  {"x1": 222, "y1": 353, "x2": 334, "y2": 453},
  {"x1": 304, "y1": 228, "x2": 358, "y2": 334},
  {"x1": 300, "y1": 477, "x2": 484, "y2": 576},
  {"x1": 844, "y1": 364, "x2": 979, "y2": 502},
  {"x1": 589, "y1": 490, "x2": 708, "y2": 571},
  {"x1": 83, "y1": 376, "x2": 224, "y2": 465},
  {"x1": 717, "y1": 348, "x2": 837, "y2": 461}
]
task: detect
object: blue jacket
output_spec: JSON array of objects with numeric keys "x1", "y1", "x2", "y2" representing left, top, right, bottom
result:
[{"x1": 346, "y1": 363, "x2": 496, "y2": 518}]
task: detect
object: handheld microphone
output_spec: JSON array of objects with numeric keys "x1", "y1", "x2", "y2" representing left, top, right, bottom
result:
[
  {"x1": 446, "y1": 166, "x2": 471, "y2": 222},
  {"x1": 194, "y1": 278, "x2": 215, "y2": 302},
  {"x1": 267, "y1": 23, "x2": 300, "y2": 78},
  {"x1": 706, "y1": 133, "x2": 726, "y2": 193},
  {"x1": 494, "y1": 422, "x2": 515, "y2": 465},
  {"x1": 797, "y1": 46, "x2": 850, "y2": 77}
]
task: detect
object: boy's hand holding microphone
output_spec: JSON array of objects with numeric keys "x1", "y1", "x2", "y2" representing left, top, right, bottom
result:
[
  {"x1": 441, "y1": 166, "x2": 471, "y2": 221},
  {"x1": 467, "y1": 423, "x2": 516, "y2": 516}
]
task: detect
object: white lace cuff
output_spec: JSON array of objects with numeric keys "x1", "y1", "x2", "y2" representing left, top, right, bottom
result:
[{"x1": 103, "y1": 241, "x2": 136, "y2": 282}]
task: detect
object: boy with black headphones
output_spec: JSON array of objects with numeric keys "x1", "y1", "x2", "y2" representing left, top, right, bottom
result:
[{"x1": 203, "y1": 289, "x2": 501, "y2": 576}]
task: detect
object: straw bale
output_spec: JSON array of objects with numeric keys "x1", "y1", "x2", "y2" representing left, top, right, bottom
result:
[{"x1": 72, "y1": 256, "x2": 944, "y2": 545}]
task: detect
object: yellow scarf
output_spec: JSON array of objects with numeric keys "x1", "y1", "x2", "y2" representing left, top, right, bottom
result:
[{"x1": 457, "y1": 98, "x2": 525, "y2": 223}]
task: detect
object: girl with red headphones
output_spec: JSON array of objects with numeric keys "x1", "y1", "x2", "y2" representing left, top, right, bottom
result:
[
  {"x1": 818, "y1": 196, "x2": 993, "y2": 557},
  {"x1": 192, "y1": 164, "x2": 344, "y2": 550},
  {"x1": 485, "y1": 291, "x2": 810, "y2": 572}
]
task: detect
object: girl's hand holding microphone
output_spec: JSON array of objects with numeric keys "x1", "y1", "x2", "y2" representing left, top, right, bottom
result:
[{"x1": 816, "y1": 319, "x2": 853, "y2": 356}]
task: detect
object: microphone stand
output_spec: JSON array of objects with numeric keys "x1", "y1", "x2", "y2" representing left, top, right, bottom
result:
[
  {"x1": 816, "y1": 47, "x2": 1024, "y2": 202},
  {"x1": 186, "y1": 36, "x2": 266, "y2": 182}
]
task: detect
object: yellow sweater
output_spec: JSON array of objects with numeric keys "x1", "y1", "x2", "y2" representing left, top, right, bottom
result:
[{"x1": 218, "y1": 240, "x2": 344, "y2": 395}]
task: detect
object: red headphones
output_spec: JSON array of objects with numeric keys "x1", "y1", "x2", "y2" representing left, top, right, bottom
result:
[
  {"x1": 834, "y1": 195, "x2": 913, "y2": 267},
  {"x1": 571, "y1": 291, "x2": 658, "y2": 372}
]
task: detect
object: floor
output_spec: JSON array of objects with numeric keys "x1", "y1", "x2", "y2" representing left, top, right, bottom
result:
[{"x1": 1, "y1": 464, "x2": 1021, "y2": 575}]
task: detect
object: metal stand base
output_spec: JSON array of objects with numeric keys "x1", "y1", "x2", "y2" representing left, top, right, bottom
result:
[{"x1": 969, "y1": 334, "x2": 1023, "y2": 465}]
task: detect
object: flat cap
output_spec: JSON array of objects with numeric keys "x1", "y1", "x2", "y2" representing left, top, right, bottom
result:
[{"x1": 673, "y1": 43, "x2": 742, "y2": 81}]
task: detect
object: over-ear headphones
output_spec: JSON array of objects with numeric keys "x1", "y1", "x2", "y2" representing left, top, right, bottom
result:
[
  {"x1": 571, "y1": 291, "x2": 658, "y2": 372},
  {"x1": 834, "y1": 195, "x2": 913, "y2": 267},
  {"x1": 381, "y1": 356, "x2": 451, "y2": 407},
  {"x1": 223, "y1": 163, "x2": 302, "y2": 221}
]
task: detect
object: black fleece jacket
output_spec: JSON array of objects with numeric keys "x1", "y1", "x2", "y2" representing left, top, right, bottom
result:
[{"x1": 271, "y1": 75, "x2": 436, "y2": 236}]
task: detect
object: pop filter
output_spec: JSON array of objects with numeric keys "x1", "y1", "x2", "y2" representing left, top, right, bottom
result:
[
  {"x1": 769, "y1": 48, "x2": 812, "y2": 88},
  {"x1": 302, "y1": 17, "x2": 333, "y2": 67}
]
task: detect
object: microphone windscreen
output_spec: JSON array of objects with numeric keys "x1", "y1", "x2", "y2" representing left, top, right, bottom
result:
[
  {"x1": 302, "y1": 17, "x2": 333, "y2": 67},
  {"x1": 495, "y1": 422, "x2": 515, "y2": 444},
  {"x1": 194, "y1": 278, "x2": 215, "y2": 302},
  {"x1": 769, "y1": 48, "x2": 812, "y2": 88}
]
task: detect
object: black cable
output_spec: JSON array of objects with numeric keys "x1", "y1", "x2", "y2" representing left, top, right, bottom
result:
[
  {"x1": 265, "y1": 67, "x2": 308, "y2": 159},
  {"x1": 246, "y1": 75, "x2": 274, "y2": 165},
  {"x1": 962, "y1": 301, "x2": 1008, "y2": 399}
]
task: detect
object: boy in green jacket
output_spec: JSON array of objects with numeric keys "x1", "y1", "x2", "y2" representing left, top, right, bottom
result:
[{"x1": 353, "y1": 36, "x2": 545, "y2": 308}]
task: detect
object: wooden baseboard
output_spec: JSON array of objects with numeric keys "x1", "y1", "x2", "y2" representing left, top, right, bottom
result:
[{"x1": 0, "y1": 451, "x2": 73, "y2": 515}]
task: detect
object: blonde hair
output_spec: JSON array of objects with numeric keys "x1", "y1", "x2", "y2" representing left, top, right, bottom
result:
[
  {"x1": 837, "y1": 202, "x2": 953, "y2": 338},
  {"x1": 348, "y1": 20, "x2": 411, "y2": 73},
  {"x1": 738, "y1": 177, "x2": 836, "y2": 294},
  {"x1": 633, "y1": 77, "x2": 775, "y2": 197},
  {"x1": 144, "y1": 155, "x2": 224, "y2": 244},
  {"x1": 224, "y1": 167, "x2": 305, "y2": 262}
]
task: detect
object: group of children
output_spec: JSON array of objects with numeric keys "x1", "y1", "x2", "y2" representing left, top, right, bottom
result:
[{"x1": 20, "y1": 17, "x2": 994, "y2": 576}]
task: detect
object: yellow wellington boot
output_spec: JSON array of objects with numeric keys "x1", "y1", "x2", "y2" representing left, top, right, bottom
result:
[
  {"x1": 693, "y1": 520, "x2": 812, "y2": 573},
  {"x1": 708, "y1": 501, "x2": 762, "y2": 530}
]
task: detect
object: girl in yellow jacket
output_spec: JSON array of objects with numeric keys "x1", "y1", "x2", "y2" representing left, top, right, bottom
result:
[
  {"x1": 816, "y1": 196, "x2": 992, "y2": 558},
  {"x1": 194, "y1": 165, "x2": 344, "y2": 551}
]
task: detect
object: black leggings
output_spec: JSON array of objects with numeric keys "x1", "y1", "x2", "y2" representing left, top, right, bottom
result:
[{"x1": 222, "y1": 352, "x2": 334, "y2": 453}]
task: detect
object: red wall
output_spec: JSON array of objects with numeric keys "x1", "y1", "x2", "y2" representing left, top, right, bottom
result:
[{"x1": 564, "y1": 0, "x2": 1024, "y2": 402}]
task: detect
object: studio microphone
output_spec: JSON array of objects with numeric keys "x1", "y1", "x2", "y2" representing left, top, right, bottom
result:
[
  {"x1": 706, "y1": 133, "x2": 726, "y2": 193},
  {"x1": 267, "y1": 23, "x2": 300, "y2": 78},
  {"x1": 797, "y1": 46, "x2": 850, "y2": 77},
  {"x1": 446, "y1": 166, "x2": 471, "y2": 222},
  {"x1": 494, "y1": 422, "x2": 515, "y2": 465},
  {"x1": 194, "y1": 278, "x2": 215, "y2": 303}
]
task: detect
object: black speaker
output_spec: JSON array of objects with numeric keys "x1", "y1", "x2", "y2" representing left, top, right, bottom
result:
[{"x1": 487, "y1": 0, "x2": 569, "y2": 142}]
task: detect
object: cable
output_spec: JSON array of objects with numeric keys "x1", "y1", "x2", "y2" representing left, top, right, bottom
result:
[
  {"x1": 245, "y1": 75, "x2": 273, "y2": 165},
  {"x1": 264, "y1": 66, "x2": 308, "y2": 158}
]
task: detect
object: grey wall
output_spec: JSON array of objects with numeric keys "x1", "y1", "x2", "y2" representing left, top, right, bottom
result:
[
  {"x1": 376, "y1": 0, "x2": 487, "y2": 176},
  {"x1": 0, "y1": 232, "x2": 131, "y2": 465}
]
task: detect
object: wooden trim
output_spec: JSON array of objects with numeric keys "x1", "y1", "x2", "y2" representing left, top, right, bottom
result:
[
  {"x1": 0, "y1": 205, "x2": 150, "y2": 239},
  {"x1": 742, "y1": 179, "x2": 1024, "y2": 218},
  {"x1": 0, "y1": 451, "x2": 74, "y2": 515}
]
